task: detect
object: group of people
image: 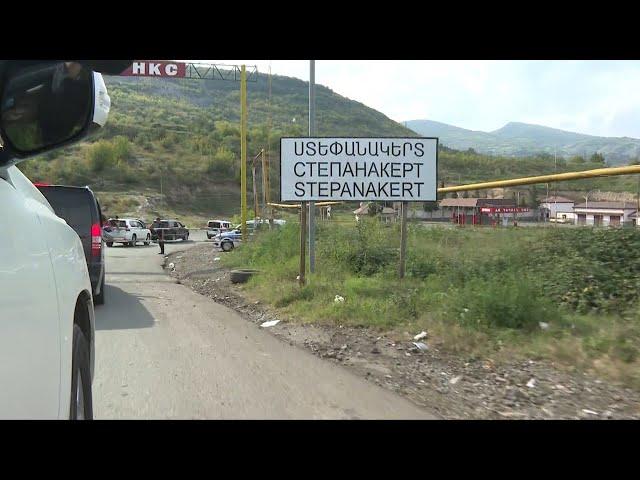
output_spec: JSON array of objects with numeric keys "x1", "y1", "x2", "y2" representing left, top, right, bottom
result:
[{"x1": 100, "y1": 215, "x2": 167, "y2": 254}]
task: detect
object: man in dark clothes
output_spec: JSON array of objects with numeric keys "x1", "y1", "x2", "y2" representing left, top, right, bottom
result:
[{"x1": 156, "y1": 217, "x2": 165, "y2": 255}]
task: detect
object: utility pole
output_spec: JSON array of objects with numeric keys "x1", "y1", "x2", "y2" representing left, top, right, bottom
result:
[
  {"x1": 261, "y1": 148, "x2": 267, "y2": 219},
  {"x1": 252, "y1": 152, "x2": 260, "y2": 222},
  {"x1": 308, "y1": 60, "x2": 316, "y2": 274},
  {"x1": 240, "y1": 65, "x2": 248, "y2": 241},
  {"x1": 267, "y1": 65, "x2": 274, "y2": 227}
]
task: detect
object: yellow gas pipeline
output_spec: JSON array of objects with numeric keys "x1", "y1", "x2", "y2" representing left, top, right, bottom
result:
[
  {"x1": 267, "y1": 165, "x2": 640, "y2": 206},
  {"x1": 268, "y1": 201, "x2": 343, "y2": 209},
  {"x1": 438, "y1": 165, "x2": 640, "y2": 193}
]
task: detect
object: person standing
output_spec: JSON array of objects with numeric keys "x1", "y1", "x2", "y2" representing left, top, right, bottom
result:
[{"x1": 156, "y1": 217, "x2": 165, "y2": 255}]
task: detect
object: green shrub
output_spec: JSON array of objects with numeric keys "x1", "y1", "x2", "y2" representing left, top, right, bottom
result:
[
  {"x1": 446, "y1": 273, "x2": 560, "y2": 331},
  {"x1": 85, "y1": 140, "x2": 116, "y2": 172},
  {"x1": 206, "y1": 147, "x2": 235, "y2": 177},
  {"x1": 112, "y1": 136, "x2": 132, "y2": 165},
  {"x1": 318, "y1": 219, "x2": 397, "y2": 276}
]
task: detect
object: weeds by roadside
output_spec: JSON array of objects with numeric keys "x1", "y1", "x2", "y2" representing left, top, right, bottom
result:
[{"x1": 221, "y1": 220, "x2": 640, "y2": 388}]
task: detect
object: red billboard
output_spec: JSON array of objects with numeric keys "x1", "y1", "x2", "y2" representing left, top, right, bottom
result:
[{"x1": 120, "y1": 61, "x2": 186, "y2": 78}]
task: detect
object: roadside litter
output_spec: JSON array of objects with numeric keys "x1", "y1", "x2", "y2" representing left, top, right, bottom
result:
[
  {"x1": 334, "y1": 295, "x2": 345, "y2": 303},
  {"x1": 214, "y1": 257, "x2": 221, "y2": 261},
  {"x1": 414, "y1": 331, "x2": 427, "y2": 341},
  {"x1": 412, "y1": 342, "x2": 428, "y2": 352},
  {"x1": 260, "y1": 320, "x2": 280, "y2": 328}
]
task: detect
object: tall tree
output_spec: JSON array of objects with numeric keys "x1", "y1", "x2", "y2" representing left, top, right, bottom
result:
[{"x1": 590, "y1": 152, "x2": 606, "y2": 165}]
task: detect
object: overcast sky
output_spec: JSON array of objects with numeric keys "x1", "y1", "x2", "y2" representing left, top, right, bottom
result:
[{"x1": 197, "y1": 60, "x2": 640, "y2": 139}]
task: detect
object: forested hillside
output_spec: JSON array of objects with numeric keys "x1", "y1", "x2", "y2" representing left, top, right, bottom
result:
[{"x1": 17, "y1": 72, "x2": 635, "y2": 220}]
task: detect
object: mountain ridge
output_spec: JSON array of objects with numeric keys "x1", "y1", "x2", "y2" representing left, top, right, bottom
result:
[{"x1": 406, "y1": 119, "x2": 640, "y2": 165}]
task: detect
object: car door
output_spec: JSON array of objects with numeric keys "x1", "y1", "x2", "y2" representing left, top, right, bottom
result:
[
  {"x1": 137, "y1": 220, "x2": 148, "y2": 239},
  {"x1": 0, "y1": 170, "x2": 62, "y2": 418},
  {"x1": 130, "y1": 220, "x2": 141, "y2": 241}
]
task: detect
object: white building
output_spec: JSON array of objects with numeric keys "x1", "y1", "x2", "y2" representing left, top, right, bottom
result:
[
  {"x1": 573, "y1": 201, "x2": 637, "y2": 227},
  {"x1": 539, "y1": 196, "x2": 575, "y2": 223}
]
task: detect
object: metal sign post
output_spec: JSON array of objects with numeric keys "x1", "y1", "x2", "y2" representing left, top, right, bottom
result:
[
  {"x1": 299, "y1": 201, "x2": 307, "y2": 285},
  {"x1": 280, "y1": 137, "x2": 438, "y2": 280},
  {"x1": 399, "y1": 201, "x2": 409, "y2": 279}
]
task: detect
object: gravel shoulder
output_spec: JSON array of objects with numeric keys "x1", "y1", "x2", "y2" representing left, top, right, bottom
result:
[{"x1": 167, "y1": 243, "x2": 640, "y2": 420}]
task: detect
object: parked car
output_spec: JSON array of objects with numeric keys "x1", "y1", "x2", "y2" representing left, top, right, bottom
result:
[
  {"x1": 0, "y1": 59, "x2": 131, "y2": 419},
  {"x1": 103, "y1": 218, "x2": 152, "y2": 247},
  {"x1": 206, "y1": 219, "x2": 232, "y2": 239},
  {"x1": 150, "y1": 219, "x2": 190, "y2": 241},
  {"x1": 213, "y1": 229, "x2": 242, "y2": 252},
  {"x1": 35, "y1": 185, "x2": 106, "y2": 305},
  {"x1": 241, "y1": 218, "x2": 287, "y2": 231}
]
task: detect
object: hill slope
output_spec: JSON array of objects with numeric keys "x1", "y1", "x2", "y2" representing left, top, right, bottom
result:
[
  {"x1": 18, "y1": 72, "x2": 415, "y2": 219},
  {"x1": 407, "y1": 119, "x2": 640, "y2": 165},
  {"x1": 16, "y1": 75, "x2": 637, "y2": 222}
]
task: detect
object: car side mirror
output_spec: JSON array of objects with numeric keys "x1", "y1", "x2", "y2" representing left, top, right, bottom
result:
[{"x1": 0, "y1": 61, "x2": 111, "y2": 165}]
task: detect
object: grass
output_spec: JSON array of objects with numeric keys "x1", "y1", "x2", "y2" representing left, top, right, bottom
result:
[{"x1": 221, "y1": 219, "x2": 640, "y2": 388}]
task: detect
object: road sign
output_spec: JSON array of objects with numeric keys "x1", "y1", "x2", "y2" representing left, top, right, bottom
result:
[
  {"x1": 120, "y1": 61, "x2": 186, "y2": 77},
  {"x1": 280, "y1": 137, "x2": 438, "y2": 202}
]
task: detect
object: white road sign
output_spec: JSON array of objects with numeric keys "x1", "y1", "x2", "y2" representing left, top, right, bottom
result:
[{"x1": 280, "y1": 137, "x2": 438, "y2": 201}]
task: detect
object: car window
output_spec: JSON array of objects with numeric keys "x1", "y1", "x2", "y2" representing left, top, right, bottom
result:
[{"x1": 38, "y1": 188, "x2": 92, "y2": 232}]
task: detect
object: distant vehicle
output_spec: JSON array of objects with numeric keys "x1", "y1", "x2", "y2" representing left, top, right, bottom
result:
[
  {"x1": 213, "y1": 229, "x2": 242, "y2": 252},
  {"x1": 36, "y1": 184, "x2": 106, "y2": 305},
  {"x1": 549, "y1": 216, "x2": 569, "y2": 224},
  {"x1": 103, "y1": 218, "x2": 151, "y2": 247},
  {"x1": 236, "y1": 218, "x2": 286, "y2": 231},
  {"x1": 206, "y1": 219, "x2": 232, "y2": 239},
  {"x1": 150, "y1": 219, "x2": 189, "y2": 241}
]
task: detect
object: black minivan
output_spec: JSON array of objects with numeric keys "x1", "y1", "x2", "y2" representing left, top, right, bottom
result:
[{"x1": 35, "y1": 184, "x2": 106, "y2": 305}]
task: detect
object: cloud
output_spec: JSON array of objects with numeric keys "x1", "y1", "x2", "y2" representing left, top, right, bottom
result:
[{"x1": 194, "y1": 60, "x2": 640, "y2": 138}]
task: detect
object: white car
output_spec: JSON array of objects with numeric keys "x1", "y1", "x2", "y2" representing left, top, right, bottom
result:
[
  {"x1": 206, "y1": 219, "x2": 232, "y2": 239},
  {"x1": 104, "y1": 217, "x2": 152, "y2": 247},
  {"x1": 212, "y1": 229, "x2": 243, "y2": 251},
  {"x1": 0, "y1": 60, "x2": 131, "y2": 419}
]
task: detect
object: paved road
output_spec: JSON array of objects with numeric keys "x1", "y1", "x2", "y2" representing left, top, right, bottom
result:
[{"x1": 93, "y1": 230, "x2": 435, "y2": 419}]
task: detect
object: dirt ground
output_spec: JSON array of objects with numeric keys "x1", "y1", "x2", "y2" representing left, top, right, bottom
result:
[{"x1": 166, "y1": 243, "x2": 640, "y2": 420}]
